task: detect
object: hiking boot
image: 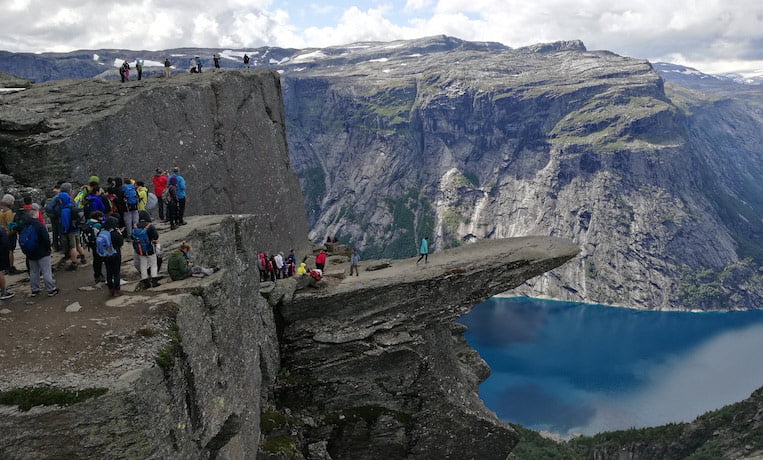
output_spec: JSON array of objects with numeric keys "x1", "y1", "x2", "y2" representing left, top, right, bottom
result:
[
  {"x1": 30, "y1": 291, "x2": 40, "y2": 297},
  {"x1": 7, "y1": 267, "x2": 24, "y2": 275},
  {"x1": 170, "y1": 224, "x2": 177, "y2": 230},
  {"x1": 0, "y1": 290, "x2": 15, "y2": 300},
  {"x1": 47, "y1": 288, "x2": 60, "y2": 297},
  {"x1": 78, "y1": 254, "x2": 87, "y2": 265},
  {"x1": 66, "y1": 263, "x2": 78, "y2": 271},
  {"x1": 114, "y1": 289, "x2": 123, "y2": 296},
  {"x1": 180, "y1": 221, "x2": 188, "y2": 226},
  {"x1": 150, "y1": 278, "x2": 161, "y2": 287}
]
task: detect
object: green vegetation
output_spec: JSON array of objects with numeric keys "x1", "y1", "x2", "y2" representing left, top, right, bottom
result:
[
  {"x1": 155, "y1": 323, "x2": 182, "y2": 370},
  {"x1": 584, "y1": 260, "x2": 597, "y2": 278},
  {"x1": 261, "y1": 435, "x2": 299, "y2": 457},
  {"x1": 0, "y1": 386, "x2": 108, "y2": 411},
  {"x1": 673, "y1": 259, "x2": 763, "y2": 309},
  {"x1": 260, "y1": 409, "x2": 297, "y2": 434}
]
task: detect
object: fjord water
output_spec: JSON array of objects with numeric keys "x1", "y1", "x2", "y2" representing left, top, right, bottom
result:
[{"x1": 459, "y1": 297, "x2": 763, "y2": 436}]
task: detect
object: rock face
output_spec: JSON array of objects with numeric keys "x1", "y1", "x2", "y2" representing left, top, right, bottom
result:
[
  {"x1": 273, "y1": 237, "x2": 579, "y2": 459},
  {"x1": 272, "y1": 36, "x2": 763, "y2": 311},
  {"x1": 0, "y1": 70, "x2": 307, "y2": 236},
  {"x1": 0, "y1": 215, "x2": 579, "y2": 459},
  {"x1": 0, "y1": 215, "x2": 305, "y2": 459}
]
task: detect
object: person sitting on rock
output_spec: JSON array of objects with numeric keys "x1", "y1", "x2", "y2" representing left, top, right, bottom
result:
[{"x1": 167, "y1": 241, "x2": 215, "y2": 281}]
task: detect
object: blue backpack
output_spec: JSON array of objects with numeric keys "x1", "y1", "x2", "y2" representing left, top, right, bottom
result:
[
  {"x1": 85, "y1": 195, "x2": 106, "y2": 216},
  {"x1": 96, "y1": 228, "x2": 115, "y2": 257},
  {"x1": 18, "y1": 223, "x2": 39, "y2": 254},
  {"x1": 123, "y1": 184, "x2": 139, "y2": 207},
  {"x1": 132, "y1": 226, "x2": 153, "y2": 255}
]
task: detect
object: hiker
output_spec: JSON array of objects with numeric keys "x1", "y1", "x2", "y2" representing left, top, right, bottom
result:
[
  {"x1": 132, "y1": 211, "x2": 160, "y2": 288},
  {"x1": 350, "y1": 249, "x2": 360, "y2": 276},
  {"x1": 195, "y1": 56, "x2": 202, "y2": 73},
  {"x1": 170, "y1": 167, "x2": 187, "y2": 225},
  {"x1": 152, "y1": 169, "x2": 168, "y2": 221},
  {"x1": 258, "y1": 252, "x2": 268, "y2": 282},
  {"x1": 213, "y1": 54, "x2": 220, "y2": 70},
  {"x1": 167, "y1": 241, "x2": 215, "y2": 281},
  {"x1": 274, "y1": 252, "x2": 284, "y2": 279},
  {"x1": 122, "y1": 178, "x2": 140, "y2": 238},
  {"x1": 268, "y1": 253, "x2": 277, "y2": 281},
  {"x1": 102, "y1": 214, "x2": 124, "y2": 296},
  {"x1": 164, "y1": 58, "x2": 171, "y2": 78},
  {"x1": 417, "y1": 237, "x2": 429, "y2": 264},
  {"x1": 0, "y1": 224, "x2": 14, "y2": 299},
  {"x1": 120, "y1": 61, "x2": 130, "y2": 82},
  {"x1": 85, "y1": 211, "x2": 107, "y2": 284},
  {"x1": 136, "y1": 181, "x2": 148, "y2": 211},
  {"x1": 135, "y1": 58, "x2": 144, "y2": 80},
  {"x1": 243, "y1": 54, "x2": 250, "y2": 68},
  {"x1": 58, "y1": 183, "x2": 86, "y2": 270},
  {"x1": 165, "y1": 176, "x2": 180, "y2": 229},
  {"x1": 18, "y1": 207, "x2": 58, "y2": 297},
  {"x1": 0, "y1": 194, "x2": 21, "y2": 274},
  {"x1": 315, "y1": 249, "x2": 327, "y2": 271},
  {"x1": 45, "y1": 182, "x2": 63, "y2": 252},
  {"x1": 22, "y1": 196, "x2": 45, "y2": 224},
  {"x1": 296, "y1": 262, "x2": 307, "y2": 275},
  {"x1": 286, "y1": 249, "x2": 296, "y2": 277}
]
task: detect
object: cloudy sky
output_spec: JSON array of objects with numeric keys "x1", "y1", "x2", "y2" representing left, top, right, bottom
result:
[{"x1": 1, "y1": 0, "x2": 762, "y2": 75}]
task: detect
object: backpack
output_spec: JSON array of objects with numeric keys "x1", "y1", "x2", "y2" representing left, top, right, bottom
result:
[
  {"x1": 132, "y1": 226, "x2": 153, "y2": 255},
  {"x1": 96, "y1": 228, "x2": 115, "y2": 257},
  {"x1": 123, "y1": 184, "x2": 139, "y2": 209},
  {"x1": 8, "y1": 209, "x2": 27, "y2": 234},
  {"x1": 80, "y1": 224, "x2": 97, "y2": 251},
  {"x1": 18, "y1": 223, "x2": 39, "y2": 254},
  {"x1": 44, "y1": 196, "x2": 61, "y2": 216},
  {"x1": 74, "y1": 188, "x2": 87, "y2": 208},
  {"x1": 84, "y1": 195, "x2": 106, "y2": 218}
]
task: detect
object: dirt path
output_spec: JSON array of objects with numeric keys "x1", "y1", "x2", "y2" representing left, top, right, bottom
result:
[{"x1": 0, "y1": 220, "x2": 201, "y2": 390}]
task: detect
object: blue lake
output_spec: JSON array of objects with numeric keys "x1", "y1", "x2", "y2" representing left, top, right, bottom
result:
[{"x1": 459, "y1": 297, "x2": 763, "y2": 436}]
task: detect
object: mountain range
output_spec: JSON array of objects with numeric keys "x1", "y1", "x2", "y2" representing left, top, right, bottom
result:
[{"x1": 2, "y1": 35, "x2": 763, "y2": 311}]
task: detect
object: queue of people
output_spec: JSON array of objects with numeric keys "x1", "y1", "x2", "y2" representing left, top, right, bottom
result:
[{"x1": 0, "y1": 166, "x2": 194, "y2": 299}]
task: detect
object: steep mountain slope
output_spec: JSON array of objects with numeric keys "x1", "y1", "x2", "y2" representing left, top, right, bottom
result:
[
  {"x1": 3, "y1": 36, "x2": 762, "y2": 310},
  {"x1": 276, "y1": 36, "x2": 763, "y2": 310}
]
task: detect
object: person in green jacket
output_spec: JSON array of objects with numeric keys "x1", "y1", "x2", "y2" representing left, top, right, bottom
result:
[
  {"x1": 167, "y1": 241, "x2": 215, "y2": 280},
  {"x1": 417, "y1": 237, "x2": 429, "y2": 264}
]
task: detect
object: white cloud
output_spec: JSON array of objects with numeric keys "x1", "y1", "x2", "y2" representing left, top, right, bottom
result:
[{"x1": 0, "y1": 0, "x2": 762, "y2": 75}]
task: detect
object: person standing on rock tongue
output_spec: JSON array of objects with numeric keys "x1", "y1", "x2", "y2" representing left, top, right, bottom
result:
[
  {"x1": 243, "y1": 54, "x2": 250, "y2": 68},
  {"x1": 417, "y1": 237, "x2": 429, "y2": 264},
  {"x1": 213, "y1": 54, "x2": 220, "y2": 70},
  {"x1": 164, "y1": 58, "x2": 171, "y2": 78},
  {"x1": 170, "y1": 167, "x2": 187, "y2": 225},
  {"x1": 315, "y1": 249, "x2": 327, "y2": 271},
  {"x1": 165, "y1": 176, "x2": 180, "y2": 229}
]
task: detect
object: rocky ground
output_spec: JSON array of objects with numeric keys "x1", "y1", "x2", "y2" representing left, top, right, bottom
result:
[{"x1": 0, "y1": 217, "x2": 223, "y2": 391}]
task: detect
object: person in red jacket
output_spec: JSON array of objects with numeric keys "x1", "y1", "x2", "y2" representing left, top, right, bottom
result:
[
  {"x1": 152, "y1": 169, "x2": 168, "y2": 222},
  {"x1": 315, "y1": 249, "x2": 327, "y2": 271}
]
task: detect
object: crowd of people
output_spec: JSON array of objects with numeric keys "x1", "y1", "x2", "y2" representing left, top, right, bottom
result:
[{"x1": 0, "y1": 167, "x2": 191, "y2": 298}]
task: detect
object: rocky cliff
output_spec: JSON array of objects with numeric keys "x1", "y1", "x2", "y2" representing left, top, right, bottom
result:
[
  {"x1": 273, "y1": 35, "x2": 763, "y2": 311},
  {"x1": 4, "y1": 37, "x2": 762, "y2": 310},
  {"x1": 0, "y1": 68, "x2": 582, "y2": 458},
  {"x1": 0, "y1": 70, "x2": 307, "y2": 233},
  {"x1": 0, "y1": 214, "x2": 580, "y2": 459}
]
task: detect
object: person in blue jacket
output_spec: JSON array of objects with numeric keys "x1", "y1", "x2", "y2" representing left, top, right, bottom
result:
[
  {"x1": 19, "y1": 208, "x2": 58, "y2": 296},
  {"x1": 170, "y1": 167, "x2": 187, "y2": 225},
  {"x1": 417, "y1": 237, "x2": 429, "y2": 264}
]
